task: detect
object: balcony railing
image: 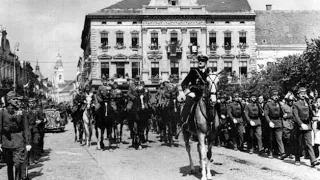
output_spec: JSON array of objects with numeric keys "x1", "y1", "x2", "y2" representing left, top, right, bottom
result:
[
  {"x1": 166, "y1": 41, "x2": 182, "y2": 58},
  {"x1": 114, "y1": 43, "x2": 126, "y2": 50},
  {"x1": 129, "y1": 45, "x2": 141, "y2": 51},
  {"x1": 187, "y1": 44, "x2": 200, "y2": 55},
  {"x1": 222, "y1": 44, "x2": 234, "y2": 54},
  {"x1": 207, "y1": 44, "x2": 219, "y2": 53},
  {"x1": 99, "y1": 43, "x2": 111, "y2": 50},
  {"x1": 150, "y1": 75, "x2": 161, "y2": 83},
  {"x1": 237, "y1": 43, "x2": 249, "y2": 52},
  {"x1": 149, "y1": 44, "x2": 161, "y2": 51}
]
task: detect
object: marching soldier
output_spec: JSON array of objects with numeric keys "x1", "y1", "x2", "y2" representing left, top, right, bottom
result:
[
  {"x1": 227, "y1": 92, "x2": 245, "y2": 151},
  {"x1": 0, "y1": 91, "x2": 31, "y2": 180},
  {"x1": 293, "y1": 87, "x2": 320, "y2": 167},
  {"x1": 264, "y1": 89, "x2": 285, "y2": 159},
  {"x1": 281, "y1": 93, "x2": 295, "y2": 160},
  {"x1": 244, "y1": 93, "x2": 263, "y2": 154},
  {"x1": 36, "y1": 101, "x2": 46, "y2": 155},
  {"x1": 216, "y1": 94, "x2": 230, "y2": 147}
]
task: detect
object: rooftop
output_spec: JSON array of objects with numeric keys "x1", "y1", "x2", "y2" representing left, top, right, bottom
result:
[
  {"x1": 255, "y1": 10, "x2": 320, "y2": 45},
  {"x1": 90, "y1": 0, "x2": 251, "y2": 15}
]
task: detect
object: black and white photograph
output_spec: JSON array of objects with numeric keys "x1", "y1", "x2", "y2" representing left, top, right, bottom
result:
[{"x1": 1, "y1": 0, "x2": 320, "y2": 179}]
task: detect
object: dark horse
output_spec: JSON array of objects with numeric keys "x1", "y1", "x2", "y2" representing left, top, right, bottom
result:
[
  {"x1": 71, "y1": 102, "x2": 84, "y2": 143},
  {"x1": 127, "y1": 85, "x2": 151, "y2": 150},
  {"x1": 180, "y1": 73, "x2": 220, "y2": 180}
]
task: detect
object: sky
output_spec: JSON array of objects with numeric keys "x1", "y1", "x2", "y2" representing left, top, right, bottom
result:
[
  {"x1": 1, "y1": 0, "x2": 319, "y2": 81},
  {"x1": 0, "y1": 0, "x2": 121, "y2": 80}
]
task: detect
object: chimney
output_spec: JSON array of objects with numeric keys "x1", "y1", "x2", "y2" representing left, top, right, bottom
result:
[{"x1": 266, "y1": 4, "x2": 272, "y2": 11}]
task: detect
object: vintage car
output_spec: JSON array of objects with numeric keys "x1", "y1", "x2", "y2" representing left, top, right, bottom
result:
[{"x1": 44, "y1": 108, "x2": 66, "y2": 132}]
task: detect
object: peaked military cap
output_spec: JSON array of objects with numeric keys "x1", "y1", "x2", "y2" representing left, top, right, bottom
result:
[
  {"x1": 6, "y1": 91, "x2": 17, "y2": 101},
  {"x1": 197, "y1": 54, "x2": 209, "y2": 62},
  {"x1": 271, "y1": 89, "x2": 279, "y2": 96},
  {"x1": 134, "y1": 75, "x2": 141, "y2": 81},
  {"x1": 233, "y1": 92, "x2": 239, "y2": 97},
  {"x1": 298, "y1": 87, "x2": 307, "y2": 93},
  {"x1": 250, "y1": 92, "x2": 257, "y2": 97}
]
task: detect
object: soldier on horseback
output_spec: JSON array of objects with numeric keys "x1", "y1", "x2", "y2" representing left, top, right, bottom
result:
[{"x1": 180, "y1": 55, "x2": 212, "y2": 127}]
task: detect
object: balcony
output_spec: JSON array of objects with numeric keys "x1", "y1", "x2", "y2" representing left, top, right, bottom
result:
[
  {"x1": 237, "y1": 43, "x2": 249, "y2": 52},
  {"x1": 148, "y1": 44, "x2": 161, "y2": 54},
  {"x1": 129, "y1": 45, "x2": 141, "y2": 51},
  {"x1": 166, "y1": 41, "x2": 182, "y2": 58},
  {"x1": 187, "y1": 44, "x2": 200, "y2": 55},
  {"x1": 150, "y1": 75, "x2": 161, "y2": 84},
  {"x1": 207, "y1": 44, "x2": 219, "y2": 53},
  {"x1": 114, "y1": 43, "x2": 126, "y2": 50},
  {"x1": 99, "y1": 43, "x2": 111, "y2": 51},
  {"x1": 222, "y1": 44, "x2": 234, "y2": 54}
]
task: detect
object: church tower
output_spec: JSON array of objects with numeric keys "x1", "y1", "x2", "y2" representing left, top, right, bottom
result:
[{"x1": 54, "y1": 53, "x2": 64, "y2": 87}]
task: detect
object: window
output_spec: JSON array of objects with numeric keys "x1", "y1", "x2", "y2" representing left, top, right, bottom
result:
[
  {"x1": 190, "y1": 61, "x2": 198, "y2": 70},
  {"x1": 224, "y1": 61, "x2": 232, "y2": 73},
  {"x1": 117, "y1": 22, "x2": 122, "y2": 24},
  {"x1": 170, "y1": 32, "x2": 178, "y2": 43},
  {"x1": 171, "y1": 0, "x2": 177, "y2": 6},
  {"x1": 59, "y1": 75, "x2": 61, "y2": 80},
  {"x1": 100, "y1": 32, "x2": 108, "y2": 46},
  {"x1": 132, "y1": 62, "x2": 140, "y2": 78},
  {"x1": 133, "y1": 21, "x2": 137, "y2": 24},
  {"x1": 210, "y1": 21, "x2": 215, "y2": 24},
  {"x1": 240, "y1": 21, "x2": 245, "y2": 24},
  {"x1": 239, "y1": 31, "x2": 247, "y2": 44},
  {"x1": 151, "y1": 62, "x2": 159, "y2": 78},
  {"x1": 116, "y1": 62, "x2": 125, "y2": 78},
  {"x1": 170, "y1": 62, "x2": 179, "y2": 78},
  {"x1": 224, "y1": 32, "x2": 232, "y2": 50},
  {"x1": 209, "y1": 32, "x2": 217, "y2": 46},
  {"x1": 101, "y1": 62, "x2": 109, "y2": 78},
  {"x1": 151, "y1": 32, "x2": 159, "y2": 50},
  {"x1": 131, "y1": 32, "x2": 139, "y2": 48},
  {"x1": 208, "y1": 61, "x2": 217, "y2": 72},
  {"x1": 116, "y1": 32, "x2": 124, "y2": 45},
  {"x1": 240, "y1": 61, "x2": 247, "y2": 75},
  {"x1": 102, "y1": 21, "x2": 106, "y2": 24},
  {"x1": 190, "y1": 32, "x2": 198, "y2": 46},
  {"x1": 226, "y1": 21, "x2": 230, "y2": 24}
]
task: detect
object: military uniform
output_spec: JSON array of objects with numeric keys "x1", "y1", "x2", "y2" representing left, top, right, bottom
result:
[
  {"x1": 0, "y1": 91, "x2": 31, "y2": 180},
  {"x1": 181, "y1": 57, "x2": 211, "y2": 126},
  {"x1": 27, "y1": 102, "x2": 41, "y2": 164},
  {"x1": 244, "y1": 94, "x2": 263, "y2": 153},
  {"x1": 216, "y1": 95, "x2": 230, "y2": 147},
  {"x1": 264, "y1": 90, "x2": 285, "y2": 158},
  {"x1": 227, "y1": 94, "x2": 245, "y2": 151},
  {"x1": 293, "y1": 87, "x2": 319, "y2": 166}
]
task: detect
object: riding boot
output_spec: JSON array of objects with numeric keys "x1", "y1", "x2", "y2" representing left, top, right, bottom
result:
[
  {"x1": 7, "y1": 164, "x2": 14, "y2": 180},
  {"x1": 14, "y1": 165, "x2": 21, "y2": 180}
]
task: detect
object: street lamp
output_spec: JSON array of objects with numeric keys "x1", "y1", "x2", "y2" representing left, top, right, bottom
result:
[{"x1": 13, "y1": 42, "x2": 19, "y2": 92}]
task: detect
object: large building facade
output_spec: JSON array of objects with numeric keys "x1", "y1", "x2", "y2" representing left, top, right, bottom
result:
[{"x1": 81, "y1": 0, "x2": 256, "y2": 86}]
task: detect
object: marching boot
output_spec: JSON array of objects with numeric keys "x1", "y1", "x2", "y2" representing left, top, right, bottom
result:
[
  {"x1": 14, "y1": 166, "x2": 22, "y2": 180},
  {"x1": 7, "y1": 164, "x2": 14, "y2": 180}
]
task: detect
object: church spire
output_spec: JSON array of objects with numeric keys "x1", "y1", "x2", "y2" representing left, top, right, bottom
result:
[{"x1": 36, "y1": 59, "x2": 40, "y2": 71}]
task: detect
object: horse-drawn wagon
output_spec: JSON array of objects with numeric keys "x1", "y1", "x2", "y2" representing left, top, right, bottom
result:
[{"x1": 44, "y1": 108, "x2": 67, "y2": 132}]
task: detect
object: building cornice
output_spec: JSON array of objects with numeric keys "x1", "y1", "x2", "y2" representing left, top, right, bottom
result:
[{"x1": 257, "y1": 44, "x2": 306, "y2": 51}]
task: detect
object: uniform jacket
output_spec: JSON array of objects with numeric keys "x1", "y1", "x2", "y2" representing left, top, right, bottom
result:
[
  {"x1": 127, "y1": 82, "x2": 139, "y2": 101},
  {"x1": 244, "y1": 102, "x2": 261, "y2": 126},
  {"x1": 227, "y1": 101, "x2": 244, "y2": 123},
  {"x1": 155, "y1": 88, "x2": 165, "y2": 107},
  {"x1": 216, "y1": 101, "x2": 229, "y2": 124},
  {"x1": 0, "y1": 108, "x2": 31, "y2": 148},
  {"x1": 181, "y1": 68, "x2": 211, "y2": 97},
  {"x1": 281, "y1": 103, "x2": 294, "y2": 130},
  {"x1": 293, "y1": 100, "x2": 312, "y2": 129},
  {"x1": 264, "y1": 101, "x2": 283, "y2": 128},
  {"x1": 163, "y1": 81, "x2": 179, "y2": 106}
]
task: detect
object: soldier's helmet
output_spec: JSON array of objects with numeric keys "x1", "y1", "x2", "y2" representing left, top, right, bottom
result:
[
  {"x1": 233, "y1": 92, "x2": 240, "y2": 98},
  {"x1": 197, "y1": 54, "x2": 209, "y2": 62},
  {"x1": 6, "y1": 91, "x2": 20, "y2": 109},
  {"x1": 250, "y1": 92, "x2": 257, "y2": 98}
]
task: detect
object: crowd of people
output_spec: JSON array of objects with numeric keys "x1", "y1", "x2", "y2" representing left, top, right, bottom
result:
[{"x1": 0, "y1": 91, "x2": 48, "y2": 180}]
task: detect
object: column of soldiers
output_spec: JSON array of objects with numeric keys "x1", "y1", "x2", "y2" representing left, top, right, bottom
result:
[
  {"x1": 0, "y1": 91, "x2": 46, "y2": 180},
  {"x1": 214, "y1": 87, "x2": 320, "y2": 167}
]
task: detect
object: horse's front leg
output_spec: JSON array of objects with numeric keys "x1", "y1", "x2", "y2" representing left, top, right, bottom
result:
[
  {"x1": 198, "y1": 132, "x2": 208, "y2": 180},
  {"x1": 183, "y1": 130, "x2": 195, "y2": 174},
  {"x1": 73, "y1": 121, "x2": 77, "y2": 142}
]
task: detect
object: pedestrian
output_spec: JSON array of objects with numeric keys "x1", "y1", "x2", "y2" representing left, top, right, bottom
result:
[
  {"x1": 216, "y1": 94, "x2": 230, "y2": 147},
  {"x1": 244, "y1": 92, "x2": 263, "y2": 154},
  {"x1": 264, "y1": 89, "x2": 285, "y2": 159},
  {"x1": 312, "y1": 97, "x2": 320, "y2": 159},
  {"x1": 292, "y1": 87, "x2": 320, "y2": 167},
  {"x1": 0, "y1": 91, "x2": 32, "y2": 180}
]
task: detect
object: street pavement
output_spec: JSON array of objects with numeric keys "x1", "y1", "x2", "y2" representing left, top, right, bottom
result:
[{"x1": 1, "y1": 121, "x2": 320, "y2": 180}]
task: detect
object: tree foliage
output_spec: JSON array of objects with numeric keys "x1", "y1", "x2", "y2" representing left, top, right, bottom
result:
[{"x1": 218, "y1": 37, "x2": 320, "y2": 97}]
